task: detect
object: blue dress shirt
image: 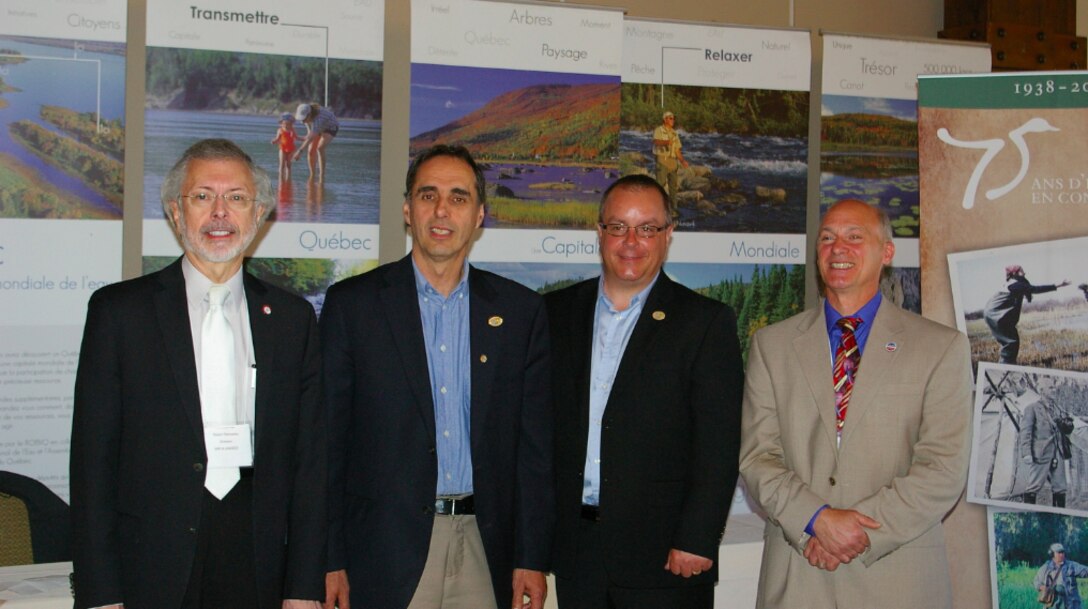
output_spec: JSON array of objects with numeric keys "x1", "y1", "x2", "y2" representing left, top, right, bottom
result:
[
  {"x1": 583, "y1": 274, "x2": 659, "y2": 506},
  {"x1": 824, "y1": 292, "x2": 882, "y2": 366},
  {"x1": 413, "y1": 260, "x2": 473, "y2": 496}
]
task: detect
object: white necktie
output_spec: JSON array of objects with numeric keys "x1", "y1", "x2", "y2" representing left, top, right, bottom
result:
[{"x1": 201, "y1": 284, "x2": 239, "y2": 499}]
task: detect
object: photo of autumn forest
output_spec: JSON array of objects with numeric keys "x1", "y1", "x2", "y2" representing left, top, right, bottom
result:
[
  {"x1": 820, "y1": 95, "x2": 920, "y2": 236},
  {"x1": 410, "y1": 63, "x2": 620, "y2": 230}
]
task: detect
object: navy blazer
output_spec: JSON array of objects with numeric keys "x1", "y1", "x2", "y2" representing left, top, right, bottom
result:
[
  {"x1": 546, "y1": 274, "x2": 744, "y2": 587},
  {"x1": 70, "y1": 258, "x2": 326, "y2": 609},
  {"x1": 322, "y1": 255, "x2": 555, "y2": 609}
]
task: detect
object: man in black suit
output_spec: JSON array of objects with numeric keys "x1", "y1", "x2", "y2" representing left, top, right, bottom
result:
[
  {"x1": 546, "y1": 174, "x2": 744, "y2": 608},
  {"x1": 70, "y1": 139, "x2": 325, "y2": 609},
  {"x1": 322, "y1": 145, "x2": 554, "y2": 609}
]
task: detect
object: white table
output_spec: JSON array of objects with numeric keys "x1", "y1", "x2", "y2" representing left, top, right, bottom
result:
[{"x1": 0, "y1": 562, "x2": 72, "y2": 608}]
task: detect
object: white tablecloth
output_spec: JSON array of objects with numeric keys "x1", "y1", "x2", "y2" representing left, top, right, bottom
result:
[{"x1": 0, "y1": 562, "x2": 72, "y2": 608}]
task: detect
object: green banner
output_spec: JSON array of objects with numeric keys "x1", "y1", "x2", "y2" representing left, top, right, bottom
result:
[{"x1": 919, "y1": 72, "x2": 1088, "y2": 109}]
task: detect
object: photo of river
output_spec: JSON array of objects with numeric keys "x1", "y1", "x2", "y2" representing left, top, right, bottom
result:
[
  {"x1": 0, "y1": 36, "x2": 125, "y2": 219},
  {"x1": 620, "y1": 130, "x2": 807, "y2": 233},
  {"x1": 143, "y1": 110, "x2": 381, "y2": 225}
]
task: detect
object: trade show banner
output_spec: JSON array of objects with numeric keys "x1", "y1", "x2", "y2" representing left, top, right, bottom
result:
[
  {"x1": 0, "y1": 0, "x2": 127, "y2": 499},
  {"x1": 920, "y1": 72, "x2": 1088, "y2": 605},
  {"x1": 409, "y1": 0, "x2": 622, "y2": 290},
  {"x1": 143, "y1": 0, "x2": 384, "y2": 313},
  {"x1": 622, "y1": 19, "x2": 810, "y2": 361},
  {"x1": 821, "y1": 33, "x2": 990, "y2": 313}
]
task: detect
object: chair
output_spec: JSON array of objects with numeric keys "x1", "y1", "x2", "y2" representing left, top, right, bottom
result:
[{"x1": 0, "y1": 471, "x2": 71, "y2": 566}]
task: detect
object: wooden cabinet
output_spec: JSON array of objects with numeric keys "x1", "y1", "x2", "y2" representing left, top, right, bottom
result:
[{"x1": 940, "y1": 0, "x2": 1086, "y2": 70}]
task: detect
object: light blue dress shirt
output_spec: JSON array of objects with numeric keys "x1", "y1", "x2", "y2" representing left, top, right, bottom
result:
[
  {"x1": 413, "y1": 260, "x2": 473, "y2": 497},
  {"x1": 583, "y1": 274, "x2": 659, "y2": 506}
]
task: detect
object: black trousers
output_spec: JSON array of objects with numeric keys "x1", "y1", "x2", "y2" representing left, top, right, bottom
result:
[
  {"x1": 181, "y1": 473, "x2": 259, "y2": 609},
  {"x1": 554, "y1": 517, "x2": 714, "y2": 609}
]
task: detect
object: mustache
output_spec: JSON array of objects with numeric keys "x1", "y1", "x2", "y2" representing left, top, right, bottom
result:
[{"x1": 200, "y1": 220, "x2": 238, "y2": 233}]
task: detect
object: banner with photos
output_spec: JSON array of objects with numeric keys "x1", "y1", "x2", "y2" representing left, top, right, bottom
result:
[
  {"x1": 409, "y1": 0, "x2": 622, "y2": 296},
  {"x1": 920, "y1": 71, "x2": 1088, "y2": 597},
  {"x1": 0, "y1": 0, "x2": 127, "y2": 499},
  {"x1": 822, "y1": 33, "x2": 989, "y2": 313},
  {"x1": 143, "y1": 0, "x2": 385, "y2": 314}
]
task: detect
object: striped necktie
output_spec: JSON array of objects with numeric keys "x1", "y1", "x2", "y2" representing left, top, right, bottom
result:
[{"x1": 833, "y1": 316, "x2": 863, "y2": 437}]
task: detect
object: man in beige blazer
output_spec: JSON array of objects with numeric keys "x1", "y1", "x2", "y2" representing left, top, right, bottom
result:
[{"x1": 739, "y1": 199, "x2": 973, "y2": 609}]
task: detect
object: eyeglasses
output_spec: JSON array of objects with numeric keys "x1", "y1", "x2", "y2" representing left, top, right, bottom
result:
[
  {"x1": 180, "y1": 190, "x2": 255, "y2": 211},
  {"x1": 598, "y1": 222, "x2": 669, "y2": 239}
]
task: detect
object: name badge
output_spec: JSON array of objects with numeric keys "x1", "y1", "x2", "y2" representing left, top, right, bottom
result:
[{"x1": 204, "y1": 424, "x2": 253, "y2": 467}]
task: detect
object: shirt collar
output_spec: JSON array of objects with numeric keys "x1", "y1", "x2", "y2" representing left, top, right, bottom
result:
[
  {"x1": 824, "y1": 291, "x2": 882, "y2": 334},
  {"x1": 182, "y1": 256, "x2": 244, "y2": 308},
  {"x1": 597, "y1": 271, "x2": 660, "y2": 314},
  {"x1": 412, "y1": 257, "x2": 470, "y2": 301}
]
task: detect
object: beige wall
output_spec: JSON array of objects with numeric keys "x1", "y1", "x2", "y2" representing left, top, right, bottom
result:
[{"x1": 120, "y1": 1, "x2": 1087, "y2": 606}]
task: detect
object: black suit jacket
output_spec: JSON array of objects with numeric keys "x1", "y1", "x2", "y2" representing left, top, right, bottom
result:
[
  {"x1": 70, "y1": 258, "x2": 326, "y2": 609},
  {"x1": 322, "y1": 255, "x2": 555, "y2": 609},
  {"x1": 545, "y1": 274, "x2": 743, "y2": 587}
]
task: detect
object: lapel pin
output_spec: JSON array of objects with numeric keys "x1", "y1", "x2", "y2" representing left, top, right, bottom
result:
[
  {"x1": 488, "y1": 316, "x2": 503, "y2": 327},
  {"x1": 262, "y1": 305, "x2": 272, "y2": 315},
  {"x1": 479, "y1": 354, "x2": 488, "y2": 363},
  {"x1": 652, "y1": 310, "x2": 666, "y2": 321},
  {"x1": 885, "y1": 342, "x2": 897, "y2": 352}
]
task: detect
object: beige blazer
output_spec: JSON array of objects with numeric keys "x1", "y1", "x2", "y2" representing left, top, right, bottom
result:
[{"x1": 739, "y1": 300, "x2": 973, "y2": 609}]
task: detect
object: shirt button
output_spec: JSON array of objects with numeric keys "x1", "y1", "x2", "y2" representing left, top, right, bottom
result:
[
  {"x1": 193, "y1": 463, "x2": 204, "y2": 472},
  {"x1": 446, "y1": 473, "x2": 452, "y2": 480},
  {"x1": 440, "y1": 386, "x2": 447, "y2": 394},
  {"x1": 443, "y1": 430, "x2": 450, "y2": 438},
  {"x1": 440, "y1": 344, "x2": 447, "y2": 352}
]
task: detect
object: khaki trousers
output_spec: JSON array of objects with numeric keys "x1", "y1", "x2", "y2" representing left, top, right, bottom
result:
[{"x1": 408, "y1": 514, "x2": 498, "y2": 609}]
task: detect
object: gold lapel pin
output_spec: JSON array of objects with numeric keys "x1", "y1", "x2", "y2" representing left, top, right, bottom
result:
[
  {"x1": 652, "y1": 310, "x2": 666, "y2": 321},
  {"x1": 479, "y1": 354, "x2": 488, "y2": 363},
  {"x1": 488, "y1": 316, "x2": 503, "y2": 327}
]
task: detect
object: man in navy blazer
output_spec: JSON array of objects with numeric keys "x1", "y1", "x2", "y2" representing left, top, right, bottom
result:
[
  {"x1": 70, "y1": 139, "x2": 326, "y2": 609},
  {"x1": 322, "y1": 145, "x2": 554, "y2": 609},
  {"x1": 546, "y1": 175, "x2": 744, "y2": 608}
]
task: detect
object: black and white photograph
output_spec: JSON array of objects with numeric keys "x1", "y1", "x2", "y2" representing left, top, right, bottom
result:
[
  {"x1": 969, "y1": 363, "x2": 1088, "y2": 517},
  {"x1": 949, "y1": 236, "x2": 1088, "y2": 374}
]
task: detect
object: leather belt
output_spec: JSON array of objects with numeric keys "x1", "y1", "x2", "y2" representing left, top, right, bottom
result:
[
  {"x1": 580, "y1": 504, "x2": 600, "y2": 522},
  {"x1": 435, "y1": 495, "x2": 474, "y2": 516}
]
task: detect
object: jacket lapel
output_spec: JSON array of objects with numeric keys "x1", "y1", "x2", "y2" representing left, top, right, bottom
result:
[
  {"x1": 793, "y1": 306, "x2": 840, "y2": 453},
  {"x1": 469, "y1": 267, "x2": 500, "y2": 456},
  {"x1": 840, "y1": 300, "x2": 902, "y2": 448},
  {"x1": 153, "y1": 259, "x2": 205, "y2": 449},
  {"x1": 568, "y1": 279, "x2": 599, "y2": 458},
  {"x1": 243, "y1": 272, "x2": 272, "y2": 456},
  {"x1": 380, "y1": 256, "x2": 436, "y2": 441},
  {"x1": 610, "y1": 274, "x2": 674, "y2": 393}
]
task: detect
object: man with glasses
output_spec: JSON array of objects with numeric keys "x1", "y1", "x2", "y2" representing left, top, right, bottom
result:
[
  {"x1": 545, "y1": 174, "x2": 744, "y2": 608},
  {"x1": 70, "y1": 139, "x2": 326, "y2": 609}
]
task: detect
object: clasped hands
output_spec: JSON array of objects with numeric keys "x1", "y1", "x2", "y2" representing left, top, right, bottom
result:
[{"x1": 803, "y1": 507, "x2": 881, "y2": 572}]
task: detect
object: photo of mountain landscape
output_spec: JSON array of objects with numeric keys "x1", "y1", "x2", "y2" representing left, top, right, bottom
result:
[
  {"x1": 0, "y1": 35, "x2": 125, "y2": 220},
  {"x1": 410, "y1": 63, "x2": 620, "y2": 229}
]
